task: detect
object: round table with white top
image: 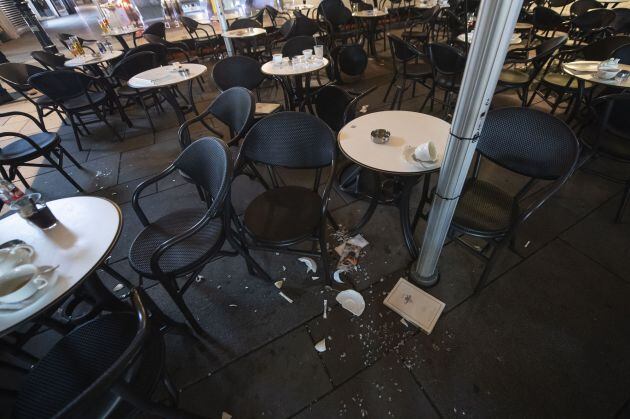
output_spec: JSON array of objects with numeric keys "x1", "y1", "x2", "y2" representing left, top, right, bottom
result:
[
  {"x1": 221, "y1": 27, "x2": 266, "y2": 38},
  {"x1": 103, "y1": 26, "x2": 144, "y2": 50},
  {"x1": 352, "y1": 9, "x2": 388, "y2": 58},
  {"x1": 128, "y1": 63, "x2": 209, "y2": 126},
  {"x1": 338, "y1": 111, "x2": 451, "y2": 258},
  {"x1": 0, "y1": 196, "x2": 124, "y2": 336},
  {"x1": 64, "y1": 50, "x2": 123, "y2": 68},
  {"x1": 261, "y1": 58, "x2": 329, "y2": 110}
]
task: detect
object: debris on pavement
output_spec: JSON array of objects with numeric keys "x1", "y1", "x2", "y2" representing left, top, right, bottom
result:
[
  {"x1": 315, "y1": 338, "x2": 327, "y2": 352},
  {"x1": 297, "y1": 257, "x2": 317, "y2": 274},
  {"x1": 112, "y1": 283, "x2": 124, "y2": 292},
  {"x1": 336, "y1": 289, "x2": 366, "y2": 316},
  {"x1": 278, "y1": 291, "x2": 293, "y2": 303},
  {"x1": 323, "y1": 299, "x2": 328, "y2": 319}
]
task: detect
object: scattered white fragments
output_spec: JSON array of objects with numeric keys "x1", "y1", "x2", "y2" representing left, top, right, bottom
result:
[
  {"x1": 278, "y1": 292, "x2": 293, "y2": 303},
  {"x1": 297, "y1": 257, "x2": 317, "y2": 274},
  {"x1": 323, "y1": 299, "x2": 328, "y2": 319},
  {"x1": 274, "y1": 280, "x2": 284, "y2": 289},
  {"x1": 221, "y1": 412, "x2": 232, "y2": 419},
  {"x1": 336, "y1": 290, "x2": 366, "y2": 316},
  {"x1": 314, "y1": 338, "x2": 327, "y2": 352},
  {"x1": 333, "y1": 269, "x2": 345, "y2": 284},
  {"x1": 112, "y1": 283, "x2": 124, "y2": 292}
]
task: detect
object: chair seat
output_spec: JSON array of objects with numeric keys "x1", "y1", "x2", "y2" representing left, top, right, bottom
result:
[
  {"x1": 0, "y1": 132, "x2": 59, "y2": 162},
  {"x1": 34, "y1": 94, "x2": 54, "y2": 107},
  {"x1": 406, "y1": 62, "x2": 432, "y2": 78},
  {"x1": 118, "y1": 85, "x2": 153, "y2": 96},
  {"x1": 255, "y1": 102, "x2": 281, "y2": 115},
  {"x1": 129, "y1": 208, "x2": 222, "y2": 278},
  {"x1": 243, "y1": 186, "x2": 322, "y2": 244},
  {"x1": 542, "y1": 72, "x2": 592, "y2": 90},
  {"x1": 452, "y1": 179, "x2": 514, "y2": 236},
  {"x1": 63, "y1": 91, "x2": 108, "y2": 111},
  {"x1": 499, "y1": 68, "x2": 530, "y2": 85},
  {"x1": 12, "y1": 313, "x2": 163, "y2": 419}
]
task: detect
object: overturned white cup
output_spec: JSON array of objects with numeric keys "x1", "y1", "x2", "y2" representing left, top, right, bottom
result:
[{"x1": 414, "y1": 141, "x2": 437, "y2": 162}]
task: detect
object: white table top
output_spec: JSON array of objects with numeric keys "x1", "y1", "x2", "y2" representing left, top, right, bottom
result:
[
  {"x1": 222, "y1": 27, "x2": 266, "y2": 38},
  {"x1": 338, "y1": 111, "x2": 451, "y2": 175},
  {"x1": 285, "y1": 3, "x2": 315, "y2": 10},
  {"x1": 64, "y1": 50, "x2": 123, "y2": 67},
  {"x1": 457, "y1": 32, "x2": 522, "y2": 45},
  {"x1": 261, "y1": 57, "x2": 328, "y2": 76},
  {"x1": 0, "y1": 196, "x2": 122, "y2": 336},
  {"x1": 352, "y1": 9, "x2": 388, "y2": 17},
  {"x1": 563, "y1": 61, "x2": 630, "y2": 88},
  {"x1": 515, "y1": 22, "x2": 533, "y2": 30},
  {"x1": 103, "y1": 26, "x2": 143, "y2": 36},
  {"x1": 128, "y1": 63, "x2": 208, "y2": 88}
]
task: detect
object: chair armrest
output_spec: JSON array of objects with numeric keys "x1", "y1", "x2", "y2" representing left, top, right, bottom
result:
[
  {"x1": 0, "y1": 132, "x2": 48, "y2": 151},
  {"x1": 132, "y1": 164, "x2": 178, "y2": 226},
  {"x1": 0, "y1": 111, "x2": 46, "y2": 132}
]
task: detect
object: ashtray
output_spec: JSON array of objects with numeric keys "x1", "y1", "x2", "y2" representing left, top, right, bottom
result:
[{"x1": 371, "y1": 129, "x2": 390, "y2": 144}]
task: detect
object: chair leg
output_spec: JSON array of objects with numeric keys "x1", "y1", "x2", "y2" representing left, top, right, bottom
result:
[
  {"x1": 383, "y1": 73, "x2": 398, "y2": 103},
  {"x1": 94, "y1": 107, "x2": 123, "y2": 142},
  {"x1": 521, "y1": 86, "x2": 529, "y2": 107},
  {"x1": 59, "y1": 145, "x2": 83, "y2": 169},
  {"x1": 615, "y1": 182, "x2": 630, "y2": 223},
  {"x1": 69, "y1": 118, "x2": 84, "y2": 152},
  {"x1": 474, "y1": 238, "x2": 509, "y2": 295},
  {"x1": 42, "y1": 153, "x2": 84, "y2": 192},
  {"x1": 138, "y1": 96, "x2": 156, "y2": 133},
  {"x1": 12, "y1": 167, "x2": 30, "y2": 189},
  {"x1": 420, "y1": 84, "x2": 434, "y2": 113},
  {"x1": 318, "y1": 226, "x2": 332, "y2": 285},
  {"x1": 162, "y1": 279, "x2": 208, "y2": 337}
]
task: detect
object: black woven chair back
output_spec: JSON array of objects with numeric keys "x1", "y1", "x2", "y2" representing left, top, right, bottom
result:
[
  {"x1": 591, "y1": 93, "x2": 630, "y2": 141},
  {"x1": 0, "y1": 63, "x2": 44, "y2": 90},
  {"x1": 181, "y1": 16, "x2": 199, "y2": 33},
  {"x1": 333, "y1": 44, "x2": 368, "y2": 76},
  {"x1": 532, "y1": 7, "x2": 564, "y2": 32},
  {"x1": 31, "y1": 51, "x2": 66, "y2": 70},
  {"x1": 549, "y1": 0, "x2": 572, "y2": 6},
  {"x1": 580, "y1": 35, "x2": 630, "y2": 60},
  {"x1": 111, "y1": 51, "x2": 157, "y2": 81},
  {"x1": 240, "y1": 111, "x2": 336, "y2": 169},
  {"x1": 175, "y1": 137, "x2": 232, "y2": 201},
  {"x1": 229, "y1": 18, "x2": 262, "y2": 30},
  {"x1": 282, "y1": 36, "x2": 316, "y2": 56},
  {"x1": 612, "y1": 44, "x2": 630, "y2": 64},
  {"x1": 442, "y1": 9, "x2": 466, "y2": 38},
  {"x1": 356, "y1": 1, "x2": 373, "y2": 11},
  {"x1": 313, "y1": 85, "x2": 352, "y2": 132},
  {"x1": 12, "y1": 290, "x2": 148, "y2": 419},
  {"x1": 573, "y1": 8, "x2": 616, "y2": 32},
  {"x1": 125, "y1": 43, "x2": 169, "y2": 65},
  {"x1": 531, "y1": 35, "x2": 567, "y2": 71},
  {"x1": 611, "y1": 8, "x2": 630, "y2": 34},
  {"x1": 388, "y1": 34, "x2": 419, "y2": 63},
  {"x1": 144, "y1": 22, "x2": 166, "y2": 39},
  {"x1": 427, "y1": 43, "x2": 466, "y2": 77},
  {"x1": 29, "y1": 70, "x2": 92, "y2": 103},
  {"x1": 212, "y1": 55, "x2": 265, "y2": 91},
  {"x1": 570, "y1": 0, "x2": 603, "y2": 17},
  {"x1": 291, "y1": 14, "x2": 320, "y2": 37},
  {"x1": 478, "y1": 107, "x2": 579, "y2": 181},
  {"x1": 179, "y1": 87, "x2": 255, "y2": 148},
  {"x1": 320, "y1": 1, "x2": 353, "y2": 28},
  {"x1": 279, "y1": 19, "x2": 296, "y2": 38},
  {"x1": 143, "y1": 33, "x2": 166, "y2": 46}
]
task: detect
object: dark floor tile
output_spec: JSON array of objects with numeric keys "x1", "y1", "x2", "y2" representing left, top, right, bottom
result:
[
  {"x1": 91, "y1": 175, "x2": 157, "y2": 205},
  {"x1": 308, "y1": 275, "x2": 417, "y2": 386},
  {"x1": 118, "y1": 140, "x2": 182, "y2": 183},
  {"x1": 178, "y1": 328, "x2": 332, "y2": 419},
  {"x1": 402, "y1": 239, "x2": 630, "y2": 418},
  {"x1": 295, "y1": 354, "x2": 439, "y2": 419},
  {"x1": 561, "y1": 194, "x2": 630, "y2": 283}
]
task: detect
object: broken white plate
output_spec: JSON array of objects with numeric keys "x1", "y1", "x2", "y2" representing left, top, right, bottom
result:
[
  {"x1": 335, "y1": 290, "x2": 365, "y2": 316},
  {"x1": 298, "y1": 257, "x2": 317, "y2": 274},
  {"x1": 333, "y1": 270, "x2": 345, "y2": 284},
  {"x1": 274, "y1": 280, "x2": 284, "y2": 289},
  {"x1": 315, "y1": 338, "x2": 327, "y2": 352}
]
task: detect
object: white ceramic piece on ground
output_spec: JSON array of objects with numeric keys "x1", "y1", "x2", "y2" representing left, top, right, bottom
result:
[{"x1": 335, "y1": 290, "x2": 366, "y2": 316}]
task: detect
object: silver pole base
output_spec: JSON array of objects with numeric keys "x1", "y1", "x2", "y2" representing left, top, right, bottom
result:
[{"x1": 409, "y1": 269, "x2": 440, "y2": 288}]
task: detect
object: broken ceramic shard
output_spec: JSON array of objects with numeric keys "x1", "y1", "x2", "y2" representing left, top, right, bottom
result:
[
  {"x1": 112, "y1": 283, "x2": 124, "y2": 292},
  {"x1": 315, "y1": 338, "x2": 326, "y2": 352},
  {"x1": 336, "y1": 290, "x2": 365, "y2": 316},
  {"x1": 297, "y1": 257, "x2": 317, "y2": 274},
  {"x1": 274, "y1": 280, "x2": 284, "y2": 289},
  {"x1": 278, "y1": 291, "x2": 293, "y2": 303},
  {"x1": 323, "y1": 299, "x2": 328, "y2": 319},
  {"x1": 333, "y1": 270, "x2": 345, "y2": 284}
]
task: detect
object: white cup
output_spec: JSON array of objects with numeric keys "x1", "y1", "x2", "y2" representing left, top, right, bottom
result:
[
  {"x1": 302, "y1": 49, "x2": 313, "y2": 60},
  {"x1": 414, "y1": 141, "x2": 437, "y2": 162},
  {"x1": 272, "y1": 53, "x2": 283, "y2": 66},
  {"x1": 0, "y1": 267, "x2": 47, "y2": 304},
  {"x1": 314, "y1": 44, "x2": 324, "y2": 59}
]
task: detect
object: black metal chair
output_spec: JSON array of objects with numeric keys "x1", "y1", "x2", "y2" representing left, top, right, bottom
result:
[
  {"x1": 0, "y1": 63, "x2": 65, "y2": 129},
  {"x1": 128, "y1": 138, "x2": 263, "y2": 336},
  {"x1": 28, "y1": 70, "x2": 124, "y2": 151},
  {"x1": 178, "y1": 86, "x2": 255, "y2": 149},
  {"x1": 330, "y1": 43, "x2": 368, "y2": 84},
  {"x1": 143, "y1": 33, "x2": 206, "y2": 90},
  {"x1": 30, "y1": 51, "x2": 66, "y2": 71},
  {"x1": 580, "y1": 93, "x2": 630, "y2": 222},
  {"x1": 281, "y1": 35, "x2": 316, "y2": 57},
  {"x1": 228, "y1": 17, "x2": 262, "y2": 30},
  {"x1": 611, "y1": 8, "x2": 630, "y2": 35},
  {"x1": 212, "y1": 55, "x2": 282, "y2": 117},
  {"x1": 422, "y1": 43, "x2": 467, "y2": 117},
  {"x1": 384, "y1": 33, "x2": 433, "y2": 110},
  {"x1": 10, "y1": 289, "x2": 202, "y2": 419},
  {"x1": 233, "y1": 112, "x2": 337, "y2": 283},
  {"x1": 612, "y1": 43, "x2": 630, "y2": 63},
  {"x1": 313, "y1": 84, "x2": 376, "y2": 132},
  {"x1": 57, "y1": 33, "x2": 96, "y2": 53},
  {"x1": 181, "y1": 16, "x2": 222, "y2": 58},
  {"x1": 532, "y1": 6, "x2": 566, "y2": 41},
  {"x1": 567, "y1": 8, "x2": 616, "y2": 46},
  {"x1": 402, "y1": 5, "x2": 440, "y2": 47},
  {"x1": 450, "y1": 108, "x2": 579, "y2": 293},
  {"x1": 124, "y1": 42, "x2": 170, "y2": 66},
  {"x1": 570, "y1": 0, "x2": 604, "y2": 18},
  {"x1": 110, "y1": 51, "x2": 161, "y2": 133},
  {"x1": 496, "y1": 35, "x2": 567, "y2": 106},
  {"x1": 0, "y1": 111, "x2": 83, "y2": 192},
  {"x1": 143, "y1": 21, "x2": 166, "y2": 39}
]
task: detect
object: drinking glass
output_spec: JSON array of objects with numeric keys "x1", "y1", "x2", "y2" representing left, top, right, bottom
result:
[{"x1": 314, "y1": 44, "x2": 324, "y2": 59}]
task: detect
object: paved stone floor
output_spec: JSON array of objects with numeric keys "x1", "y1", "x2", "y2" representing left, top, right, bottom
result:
[{"x1": 1, "y1": 31, "x2": 630, "y2": 419}]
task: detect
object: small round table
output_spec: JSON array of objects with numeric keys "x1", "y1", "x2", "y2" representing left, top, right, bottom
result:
[
  {"x1": 457, "y1": 32, "x2": 523, "y2": 46},
  {"x1": 222, "y1": 27, "x2": 266, "y2": 38},
  {"x1": 103, "y1": 26, "x2": 144, "y2": 50},
  {"x1": 128, "y1": 63, "x2": 208, "y2": 126},
  {"x1": 0, "y1": 197, "x2": 123, "y2": 336},
  {"x1": 261, "y1": 58, "x2": 329, "y2": 111},
  {"x1": 338, "y1": 111, "x2": 450, "y2": 258},
  {"x1": 64, "y1": 50, "x2": 123, "y2": 69},
  {"x1": 352, "y1": 9, "x2": 388, "y2": 59}
]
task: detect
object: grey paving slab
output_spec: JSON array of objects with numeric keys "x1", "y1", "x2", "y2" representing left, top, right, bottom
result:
[
  {"x1": 402, "y1": 239, "x2": 630, "y2": 418},
  {"x1": 178, "y1": 328, "x2": 332, "y2": 419},
  {"x1": 295, "y1": 354, "x2": 439, "y2": 419},
  {"x1": 561, "y1": 194, "x2": 630, "y2": 283},
  {"x1": 118, "y1": 139, "x2": 183, "y2": 183}
]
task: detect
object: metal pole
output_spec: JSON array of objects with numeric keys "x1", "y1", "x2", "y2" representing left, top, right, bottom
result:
[
  {"x1": 214, "y1": 0, "x2": 234, "y2": 56},
  {"x1": 410, "y1": 0, "x2": 523, "y2": 287},
  {"x1": 14, "y1": 0, "x2": 58, "y2": 53}
]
